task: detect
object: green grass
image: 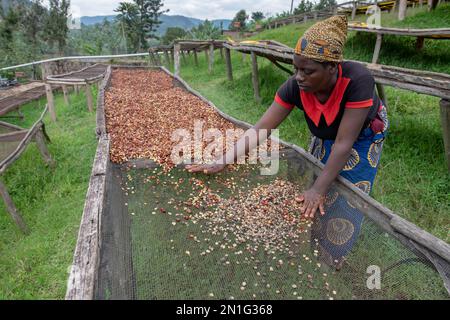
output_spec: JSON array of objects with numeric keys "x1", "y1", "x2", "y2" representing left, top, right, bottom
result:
[
  {"x1": 250, "y1": 4, "x2": 450, "y2": 74},
  {"x1": 0, "y1": 89, "x2": 98, "y2": 299}
]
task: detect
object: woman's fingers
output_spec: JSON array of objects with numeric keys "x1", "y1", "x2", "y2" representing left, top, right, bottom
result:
[
  {"x1": 295, "y1": 195, "x2": 305, "y2": 203},
  {"x1": 319, "y1": 203, "x2": 326, "y2": 216}
]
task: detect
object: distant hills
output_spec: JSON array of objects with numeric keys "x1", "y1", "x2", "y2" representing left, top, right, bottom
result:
[
  {"x1": 1, "y1": 0, "x2": 231, "y2": 34},
  {"x1": 80, "y1": 14, "x2": 231, "y2": 34}
]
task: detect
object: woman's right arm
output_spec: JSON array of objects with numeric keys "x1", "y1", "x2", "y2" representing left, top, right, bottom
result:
[{"x1": 186, "y1": 101, "x2": 293, "y2": 174}]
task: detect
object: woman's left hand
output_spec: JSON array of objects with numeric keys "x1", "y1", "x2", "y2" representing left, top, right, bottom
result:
[{"x1": 295, "y1": 188, "x2": 326, "y2": 219}]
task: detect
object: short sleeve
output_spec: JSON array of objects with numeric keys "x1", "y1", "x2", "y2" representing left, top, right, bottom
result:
[
  {"x1": 345, "y1": 74, "x2": 375, "y2": 109},
  {"x1": 274, "y1": 76, "x2": 300, "y2": 111}
]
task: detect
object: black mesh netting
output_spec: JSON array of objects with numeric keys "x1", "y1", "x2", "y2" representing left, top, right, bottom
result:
[{"x1": 95, "y1": 153, "x2": 449, "y2": 300}]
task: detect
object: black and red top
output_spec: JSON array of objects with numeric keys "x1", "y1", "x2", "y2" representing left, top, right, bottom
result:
[{"x1": 275, "y1": 61, "x2": 381, "y2": 140}]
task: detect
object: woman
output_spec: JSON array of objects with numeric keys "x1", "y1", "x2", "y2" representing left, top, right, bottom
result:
[{"x1": 186, "y1": 15, "x2": 388, "y2": 268}]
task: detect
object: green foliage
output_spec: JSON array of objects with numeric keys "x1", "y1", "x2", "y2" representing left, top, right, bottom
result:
[
  {"x1": 314, "y1": 0, "x2": 337, "y2": 11},
  {"x1": 43, "y1": 0, "x2": 70, "y2": 54},
  {"x1": 115, "y1": 2, "x2": 140, "y2": 53},
  {"x1": 115, "y1": 0, "x2": 168, "y2": 52},
  {"x1": 294, "y1": 0, "x2": 315, "y2": 15},
  {"x1": 230, "y1": 9, "x2": 248, "y2": 31},
  {"x1": 68, "y1": 19, "x2": 123, "y2": 55},
  {"x1": 20, "y1": 0, "x2": 47, "y2": 60},
  {"x1": 190, "y1": 20, "x2": 221, "y2": 40},
  {"x1": 251, "y1": 11, "x2": 265, "y2": 22},
  {"x1": 275, "y1": 10, "x2": 291, "y2": 19},
  {"x1": 161, "y1": 27, "x2": 187, "y2": 44}
]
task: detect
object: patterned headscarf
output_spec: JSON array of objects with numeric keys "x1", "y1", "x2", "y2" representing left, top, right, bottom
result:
[{"x1": 295, "y1": 15, "x2": 348, "y2": 63}]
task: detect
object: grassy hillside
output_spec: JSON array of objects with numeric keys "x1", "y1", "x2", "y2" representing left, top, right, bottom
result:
[{"x1": 251, "y1": 4, "x2": 450, "y2": 74}]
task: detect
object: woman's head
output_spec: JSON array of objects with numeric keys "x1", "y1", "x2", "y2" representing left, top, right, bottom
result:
[{"x1": 293, "y1": 15, "x2": 347, "y2": 93}]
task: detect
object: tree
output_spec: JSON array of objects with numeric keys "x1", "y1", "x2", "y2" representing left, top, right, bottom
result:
[
  {"x1": 251, "y1": 11, "x2": 265, "y2": 22},
  {"x1": 161, "y1": 27, "x2": 187, "y2": 44},
  {"x1": 115, "y1": 1, "x2": 168, "y2": 52},
  {"x1": 230, "y1": 9, "x2": 248, "y2": 31},
  {"x1": 190, "y1": 20, "x2": 221, "y2": 40},
  {"x1": 294, "y1": 0, "x2": 315, "y2": 14},
  {"x1": 115, "y1": 2, "x2": 140, "y2": 52},
  {"x1": 44, "y1": 0, "x2": 70, "y2": 55},
  {"x1": 275, "y1": 10, "x2": 291, "y2": 19},
  {"x1": 0, "y1": 0, "x2": 20, "y2": 44},
  {"x1": 134, "y1": 0, "x2": 169, "y2": 50},
  {"x1": 314, "y1": 0, "x2": 337, "y2": 11},
  {"x1": 20, "y1": 0, "x2": 47, "y2": 59}
]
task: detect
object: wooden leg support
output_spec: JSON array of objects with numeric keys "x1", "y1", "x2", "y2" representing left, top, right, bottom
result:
[
  {"x1": 376, "y1": 83, "x2": 389, "y2": 109},
  {"x1": 209, "y1": 44, "x2": 214, "y2": 74},
  {"x1": 85, "y1": 84, "x2": 93, "y2": 113},
  {"x1": 440, "y1": 99, "x2": 450, "y2": 172},
  {"x1": 250, "y1": 52, "x2": 262, "y2": 104},
  {"x1": 416, "y1": 37, "x2": 425, "y2": 51},
  {"x1": 225, "y1": 48, "x2": 233, "y2": 81},
  {"x1": 62, "y1": 85, "x2": 70, "y2": 106},
  {"x1": 35, "y1": 127, "x2": 56, "y2": 168},
  {"x1": 372, "y1": 34, "x2": 383, "y2": 64},
  {"x1": 45, "y1": 84, "x2": 56, "y2": 122},
  {"x1": 0, "y1": 180, "x2": 29, "y2": 234}
]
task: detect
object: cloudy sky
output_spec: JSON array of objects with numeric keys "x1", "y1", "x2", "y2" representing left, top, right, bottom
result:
[{"x1": 43, "y1": 0, "x2": 334, "y2": 20}]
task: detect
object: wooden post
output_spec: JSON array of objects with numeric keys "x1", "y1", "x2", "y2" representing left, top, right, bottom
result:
[
  {"x1": 314, "y1": 12, "x2": 318, "y2": 20},
  {"x1": 372, "y1": 33, "x2": 383, "y2": 64},
  {"x1": 440, "y1": 99, "x2": 450, "y2": 172},
  {"x1": 419, "y1": 0, "x2": 423, "y2": 7},
  {"x1": 74, "y1": 85, "x2": 79, "y2": 95},
  {"x1": 62, "y1": 85, "x2": 70, "y2": 106},
  {"x1": 174, "y1": 44, "x2": 181, "y2": 77},
  {"x1": 352, "y1": 2, "x2": 357, "y2": 20},
  {"x1": 415, "y1": 37, "x2": 425, "y2": 50},
  {"x1": 304, "y1": 15, "x2": 308, "y2": 23},
  {"x1": 220, "y1": 48, "x2": 224, "y2": 60},
  {"x1": 85, "y1": 84, "x2": 93, "y2": 112},
  {"x1": 209, "y1": 43, "x2": 214, "y2": 74},
  {"x1": 156, "y1": 52, "x2": 162, "y2": 66},
  {"x1": 0, "y1": 180, "x2": 29, "y2": 234},
  {"x1": 35, "y1": 128, "x2": 56, "y2": 168},
  {"x1": 193, "y1": 50, "x2": 199, "y2": 67},
  {"x1": 225, "y1": 48, "x2": 233, "y2": 81},
  {"x1": 250, "y1": 52, "x2": 261, "y2": 103},
  {"x1": 170, "y1": 50, "x2": 174, "y2": 66},
  {"x1": 164, "y1": 50, "x2": 170, "y2": 66},
  {"x1": 45, "y1": 84, "x2": 56, "y2": 122},
  {"x1": 398, "y1": 0, "x2": 407, "y2": 20},
  {"x1": 376, "y1": 83, "x2": 388, "y2": 109}
]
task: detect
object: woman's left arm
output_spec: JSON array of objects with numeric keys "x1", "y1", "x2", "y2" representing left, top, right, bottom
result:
[{"x1": 297, "y1": 107, "x2": 371, "y2": 219}]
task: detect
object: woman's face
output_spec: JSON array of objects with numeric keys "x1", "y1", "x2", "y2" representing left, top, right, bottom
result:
[{"x1": 293, "y1": 54, "x2": 336, "y2": 93}]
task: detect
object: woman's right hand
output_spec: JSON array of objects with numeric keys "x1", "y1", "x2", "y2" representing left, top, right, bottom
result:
[{"x1": 185, "y1": 162, "x2": 226, "y2": 174}]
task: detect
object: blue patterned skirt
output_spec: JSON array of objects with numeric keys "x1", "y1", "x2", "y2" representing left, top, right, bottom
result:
[{"x1": 308, "y1": 104, "x2": 389, "y2": 269}]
